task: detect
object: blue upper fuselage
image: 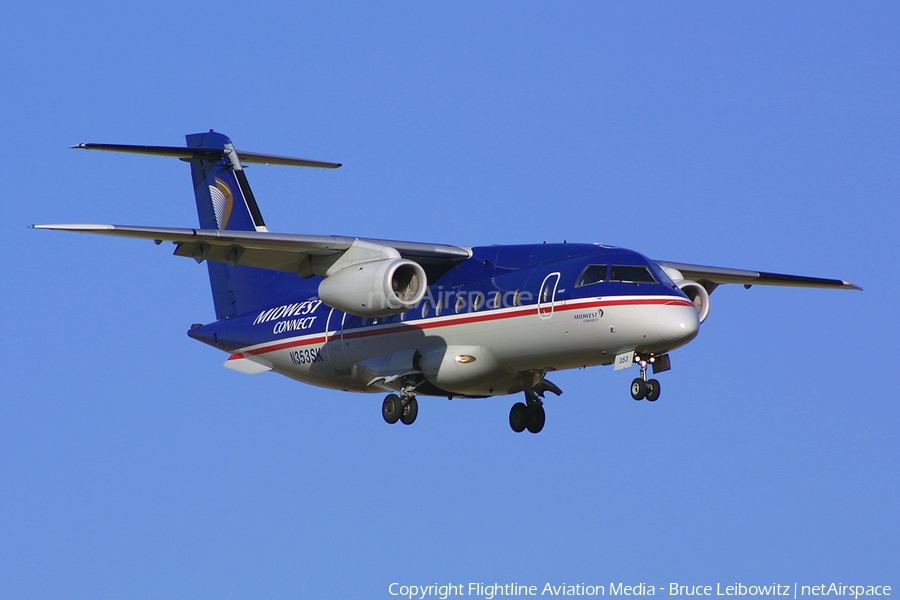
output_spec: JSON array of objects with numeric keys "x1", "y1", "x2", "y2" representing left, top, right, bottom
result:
[{"x1": 189, "y1": 242, "x2": 687, "y2": 351}]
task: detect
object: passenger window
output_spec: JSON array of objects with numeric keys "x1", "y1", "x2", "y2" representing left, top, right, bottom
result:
[
  {"x1": 609, "y1": 265, "x2": 657, "y2": 283},
  {"x1": 455, "y1": 295, "x2": 465, "y2": 313},
  {"x1": 473, "y1": 293, "x2": 484, "y2": 311},
  {"x1": 421, "y1": 301, "x2": 430, "y2": 319},
  {"x1": 492, "y1": 292, "x2": 501, "y2": 309},
  {"x1": 575, "y1": 264, "x2": 608, "y2": 287},
  {"x1": 436, "y1": 298, "x2": 443, "y2": 316}
]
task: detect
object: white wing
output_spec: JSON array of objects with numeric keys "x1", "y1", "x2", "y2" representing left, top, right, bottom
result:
[
  {"x1": 31, "y1": 224, "x2": 472, "y2": 277},
  {"x1": 655, "y1": 260, "x2": 861, "y2": 292}
]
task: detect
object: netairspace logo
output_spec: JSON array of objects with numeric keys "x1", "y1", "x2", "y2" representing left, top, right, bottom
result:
[{"x1": 387, "y1": 583, "x2": 892, "y2": 600}]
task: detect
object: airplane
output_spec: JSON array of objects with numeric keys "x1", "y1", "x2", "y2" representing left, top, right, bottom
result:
[{"x1": 33, "y1": 131, "x2": 861, "y2": 433}]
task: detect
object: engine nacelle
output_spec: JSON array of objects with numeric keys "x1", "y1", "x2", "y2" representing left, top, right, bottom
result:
[
  {"x1": 674, "y1": 279, "x2": 710, "y2": 323},
  {"x1": 318, "y1": 258, "x2": 427, "y2": 317}
]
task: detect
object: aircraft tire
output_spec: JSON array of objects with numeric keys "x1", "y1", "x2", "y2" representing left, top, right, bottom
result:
[
  {"x1": 645, "y1": 379, "x2": 661, "y2": 402},
  {"x1": 382, "y1": 394, "x2": 403, "y2": 424},
  {"x1": 400, "y1": 397, "x2": 418, "y2": 425},
  {"x1": 631, "y1": 378, "x2": 647, "y2": 400},
  {"x1": 509, "y1": 402, "x2": 530, "y2": 433},
  {"x1": 526, "y1": 404, "x2": 545, "y2": 434}
]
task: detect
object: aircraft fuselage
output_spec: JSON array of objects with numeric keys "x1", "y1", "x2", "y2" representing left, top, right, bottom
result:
[{"x1": 189, "y1": 243, "x2": 700, "y2": 398}]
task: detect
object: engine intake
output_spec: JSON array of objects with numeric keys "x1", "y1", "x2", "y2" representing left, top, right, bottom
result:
[
  {"x1": 318, "y1": 258, "x2": 427, "y2": 317},
  {"x1": 675, "y1": 279, "x2": 710, "y2": 323}
]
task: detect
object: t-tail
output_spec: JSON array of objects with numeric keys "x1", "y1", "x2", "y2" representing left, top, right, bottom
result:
[
  {"x1": 187, "y1": 131, "x2": 269, "y2": 233},
  {"x1": 185, "y1": 131, "x2": 280, "y2": 319},
  {"x1": 72, "y1": 131, "x2": 341, "y2": 319}
]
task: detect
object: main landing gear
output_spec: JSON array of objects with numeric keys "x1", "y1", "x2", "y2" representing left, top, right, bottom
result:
[
  {"x1": 630, "y1": 353, "x2": 661, "y2": 402},
  {"x1": 382, "y1": 393, "x2": 418, "y2": 425},
  {"x1": 383, "y1": 380, "x2": 421, "y2": 426},
  {"x1": 509, "y1": 380, "x2": 562, "y2": 434},
  {"x1": 382, "y1": 388, "x2": 420, "y2": 425}
]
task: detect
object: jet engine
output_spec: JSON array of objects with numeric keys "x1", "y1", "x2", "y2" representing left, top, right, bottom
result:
[
  {"x1": 318, "y1": 258, "x2": 427, "y2": 317},
  {"x1": 660, "y1": 265, "x2": 711, "y2": 323},
  {"x1": 674, "y1": 279, "x2": 710, "y2": 323}
]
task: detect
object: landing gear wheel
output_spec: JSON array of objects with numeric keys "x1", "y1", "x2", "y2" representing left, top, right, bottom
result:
[
  {"x1": 526, "y1": 404, "x2": 545, "y2": 434},
  {"x1": 400, "y1": 397, "x2": 418, "y2": 425},
  {"x1": 509, "y1": 402, "x2": 530, "y2": 433},
  {"x1": 382, "y1": 394, "x2": 402, "y2": 424},
  {"x1": 631, "y1": 378, "x2": 648, "y2": 400},
  {"x1": 645, "y1": 379, "x2": 661, "y2": 402}
]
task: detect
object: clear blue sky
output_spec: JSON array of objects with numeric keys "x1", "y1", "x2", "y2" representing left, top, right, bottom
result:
[{"x1": 2, "y1": 2, "x2": 897, "y2": 598}]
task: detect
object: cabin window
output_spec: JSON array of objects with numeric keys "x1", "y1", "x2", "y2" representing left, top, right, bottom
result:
[
  {"x1": 492, "y1": 291, "x2": 501, "y2": 309},
  {"x1": 513, "y1": 290, "x2": 521, "y2": 306},
  {"x1": 421, "y1": 301, "x2": 430, "y2": 319},
  {"x1": 436, "y1": 298, "x2": 443, "y2": 316},
  {"x1": 455, "y1": 295, "x2": 466, "y2": 313},
  {"x1": 575, "y1": 264, "x2": 608, "y2": 287},
  {"x1": 609, "y1": 265, "x2": 657, "y2": 283},
  {"x1": 473, "y1": 293, "x2": 485, "y2": 311}
]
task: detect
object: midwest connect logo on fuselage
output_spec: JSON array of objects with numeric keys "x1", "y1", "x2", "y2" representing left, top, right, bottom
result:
[{"x1": 253, "y1": 299, "x2": 323, "y2": 334}]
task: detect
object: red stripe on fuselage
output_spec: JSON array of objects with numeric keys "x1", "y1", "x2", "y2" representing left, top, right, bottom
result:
[{"x1": 232, "y1": 296, "x2": 693, "y2": 359}]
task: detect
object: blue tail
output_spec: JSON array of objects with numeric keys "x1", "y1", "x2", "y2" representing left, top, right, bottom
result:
[{"x1": 186, "y1": 131, "x2": 309, "y2": 320}]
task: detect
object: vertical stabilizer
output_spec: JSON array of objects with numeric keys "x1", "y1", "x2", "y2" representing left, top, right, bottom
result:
[{"x1": 185, "y1": 132, "x2": 306, "y2": 319}]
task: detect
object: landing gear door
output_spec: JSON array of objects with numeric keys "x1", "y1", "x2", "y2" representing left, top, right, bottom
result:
[
  {"x1": 324, "y1": 308, "x2": 351, "y2": 375},
  {"x1": 538, "y1": 272, "x2": 561, "y2": 319}
]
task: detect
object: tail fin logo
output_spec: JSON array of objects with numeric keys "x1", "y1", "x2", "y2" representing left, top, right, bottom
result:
[{"x1": 209, "y1": 178, "x2": 234, "y2": 229}]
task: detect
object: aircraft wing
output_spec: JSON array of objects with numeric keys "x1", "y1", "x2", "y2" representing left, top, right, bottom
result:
[
  {"x1": 655, "y1": 260, "x2": 862, "y2": 292},
  {"x1": 31, "y1": 224, "x2": 472, "y2": 276}
]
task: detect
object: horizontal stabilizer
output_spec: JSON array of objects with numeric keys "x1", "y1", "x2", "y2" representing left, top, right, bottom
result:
[{"x1": 73, "y1": 143, "x2": 342, "y2": 169}]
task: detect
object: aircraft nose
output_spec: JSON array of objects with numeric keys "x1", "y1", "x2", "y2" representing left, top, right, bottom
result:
[{"x1": 655, "y1": 302, "x2": 700, "y2": 347}]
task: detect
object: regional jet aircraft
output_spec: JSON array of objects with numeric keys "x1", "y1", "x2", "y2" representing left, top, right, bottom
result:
[{"x1": 33, "y1": 132, "x2": 860, "y2": 433}]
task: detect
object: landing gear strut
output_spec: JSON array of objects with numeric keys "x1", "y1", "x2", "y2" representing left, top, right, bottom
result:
[{"x1": 630, "y1": 353, "x2": 661, "y2": 401}]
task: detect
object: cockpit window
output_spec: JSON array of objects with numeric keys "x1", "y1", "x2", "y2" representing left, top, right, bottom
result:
[
  {"x1": 575, "y1": 264, "x2": 608, "y2": 287},
  {"x1": 609, "y1": 265, "x2": 657, "y2": 283}
]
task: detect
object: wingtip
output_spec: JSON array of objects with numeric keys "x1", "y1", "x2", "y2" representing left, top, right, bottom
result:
[{"x1": 30, "y1": 223, "x2": 116, "y2": 232}]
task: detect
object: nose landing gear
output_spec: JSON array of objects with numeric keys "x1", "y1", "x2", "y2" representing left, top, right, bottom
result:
[{"x1": 630, "y1": 353, "x2": 661, "y2": 401}]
